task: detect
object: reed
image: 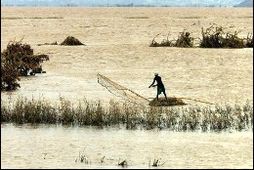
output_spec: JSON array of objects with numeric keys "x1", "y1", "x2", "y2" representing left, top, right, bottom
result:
[{"x1": 1, "y1": 97, "x2": 253, "y2": 132}]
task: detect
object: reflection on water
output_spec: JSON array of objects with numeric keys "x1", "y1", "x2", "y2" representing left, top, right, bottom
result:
[{"x1": 1, "y1": 124, "x2": 253, "y2": 169}]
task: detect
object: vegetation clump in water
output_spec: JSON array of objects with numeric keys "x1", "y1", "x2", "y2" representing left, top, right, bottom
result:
[
  {"x1": 150, "y1": 31, "x2": 194, "y2": 47},
  {"x1": 60, "y1": 36, "x2": 85, "y2": 46},
  {"x1": 244, "y1": 33, "x2": 253, "y2": 47},
  {"x1": 175, "y1": 31, "x2": 194, "y2": 47},
  {"x1": 37, "y1": 41, "x2": 58, "y2": 46},
  {"x1": 149, "y1": 97, "x2": 186, "y2": 106},
  {"x1": 150, "y1": 24, "x2": 253, "y2": 48},
  {"x1": 1, "y1": 41, "x2": 49, "y2": 91},
  {"x1": 200, "y1": 24, "x2": 245, "y2": 48}
]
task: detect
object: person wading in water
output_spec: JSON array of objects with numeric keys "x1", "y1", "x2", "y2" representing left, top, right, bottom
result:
[{"x1": 149, "y1": 73, "x2": 167, "y2": 100}]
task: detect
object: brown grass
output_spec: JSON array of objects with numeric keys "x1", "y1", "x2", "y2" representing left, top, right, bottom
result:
[
  {"x1": 200, "y1": 24, "x2": 245, "y2": 48},
  {"x1": 149, "y1": 97, "x2": 186, "y2": 106},
  {"x1": 150, "y1": 24, "x2": 253, "y2": 48},
  {"x1": 150, "y1": 31, "x2": 194, "y2": 48},
  {"x1": 1, "y1": 97, "x2": 252, "y2": 132}
]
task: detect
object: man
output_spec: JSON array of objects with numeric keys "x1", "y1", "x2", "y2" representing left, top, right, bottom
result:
[{"x1": 149, "y1": 73, "x2": 167, "y2": 100}]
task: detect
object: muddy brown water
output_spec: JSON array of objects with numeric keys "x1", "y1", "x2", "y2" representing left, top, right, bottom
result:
[
  {"x1": 1, "y1": 7, "x2": 253, "y2": 169},
  {"x1": 1, "y1": 7, "x2": 253, "y2": 105},
  {"x1": 1, "y1": 124, "x2": 253, "y2": 169}
]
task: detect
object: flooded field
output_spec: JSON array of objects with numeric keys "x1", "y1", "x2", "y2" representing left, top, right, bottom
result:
[
  {"x1": 1, "y1": 124, "x2": 253, "y2": 169},
  {"x1": 1, "y1": 7, "x2": 253, "y2": 169},
  {"x1": 1, "y1": 7, "x2": 253, "y2": 105}
]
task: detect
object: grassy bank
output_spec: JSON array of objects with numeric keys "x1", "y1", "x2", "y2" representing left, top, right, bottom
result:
[{"x1": 1, "y1": 97, "x2": 253, "y2": 132}]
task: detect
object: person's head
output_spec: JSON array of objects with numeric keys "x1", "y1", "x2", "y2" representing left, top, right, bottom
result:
[{"x1": 154, "y1": 73, "x2": 159, "y2": 76}]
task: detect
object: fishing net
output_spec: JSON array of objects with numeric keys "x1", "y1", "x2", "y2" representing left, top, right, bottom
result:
[
  {"x1": 97, "y1": 73, "x2": 215, "y2": 106},
  {"x1": 97, "y1": 73, "x2": 149, "y2": 105}
]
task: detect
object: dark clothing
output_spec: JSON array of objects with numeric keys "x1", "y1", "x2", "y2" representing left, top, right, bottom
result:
[
  {"x1": 157, "y1": 85, "x2": 165, "y2": 95},
  {"x1": 149, "y1": 75, "x2": 167, "y2": 100},
  {"x1": 150, "y1": 75, "x2": 165, "y2": 89}
]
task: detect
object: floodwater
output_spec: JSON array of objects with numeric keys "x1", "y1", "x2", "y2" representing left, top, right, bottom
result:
[
  {"x1": 1, "y1": 7, "x2": 253, "y2": 169},
  {"x1": 1, "y1": 124, "x2": 253, "y2": 169},
  {"x1": 1, "y1": 7, "x2": 253, "y2": 105}
]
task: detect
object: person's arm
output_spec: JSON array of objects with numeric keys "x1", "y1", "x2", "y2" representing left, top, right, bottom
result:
[{"x1": 149, "y1": 78, "x2": 156, "y2": 88}]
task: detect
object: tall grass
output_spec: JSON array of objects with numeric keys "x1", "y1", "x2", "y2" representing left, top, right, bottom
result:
[{"x1": 1, "y1": 97, "x2": 253, "y2": 132}]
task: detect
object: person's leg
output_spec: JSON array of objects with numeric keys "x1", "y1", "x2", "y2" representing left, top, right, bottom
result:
[
  {"x1": 156, "y1": 88, "x2": 159, "y2": 100},
  {"x1": 163, "y1": 91, "x2": 167, "y2": 100}
]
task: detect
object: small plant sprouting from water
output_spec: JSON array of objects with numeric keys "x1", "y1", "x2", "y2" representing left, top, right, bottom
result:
[
  {"x1": 75, "y1": 150, "x2": 89, "y2": 164},
  {"x1": 1, "y1": 97, "x2": 253, "y2": 132},
  {"x1": 118, "y1": 159, "x2": 128, "y2": 167},
  {"x1": 150, "y1": 158, "x2": 166, "y2": 167},
  {"x1": 100, "y1": 156, "x2": 106, "y2": 163},
  {"x1": 42, "y1": 153, "x2": 47, "y2": 159}
]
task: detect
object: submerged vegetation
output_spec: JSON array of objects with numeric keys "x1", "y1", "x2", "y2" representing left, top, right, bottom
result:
[
  {"x1": 1, "y1": 41, "x2": 49, "y2": 91},
  {"x1": 37, "y1": 41, "x2": 58, "y2": 46},
  {"x1": 37, "y1": 36, "x2": 85, "y2": 46},
  {"x1": 60, "y1": 36, "x2": 85, "y2": 46},
  {"x1": 150, "y1": 31, "x2": 194, "y2": 47},
  {"x1": 150, "y1": 24, "x2": 253, "y2": 48},
  {"x1": 149, "y1": 97, "x2": 186, "y2": 106},
  {"x1": 1, "y1": 97, "x2": 253, "y2": 132},
  {"x1": 245, "y1": 33, "x2": 253, "y2": 47},
  {"x1": 200, "y1": 25, "x2": 245, "y2": 48}
]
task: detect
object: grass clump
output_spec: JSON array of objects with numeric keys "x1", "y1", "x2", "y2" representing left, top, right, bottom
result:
[
  {"x1": 1, "y1": 97, "x2": 253, "y2": 132},
  {"x1": 200, "y1": 24, "x2": 245, "y2": 48},
  {"x1": 118, "y1": 159, "x2": 128, "y2": 167},
  {"x1": 1, "y1": 41, "x2": 49, "y2": 91},
  {"x1": 150, "y1": 32, "x2": 174, "y2": 47},
  {"x1": 150, "y1": 158, "x2": 165, "y2": 167},
  {"x1": 75, "y1": 149, "x2": 90, "y2": 164},
  {"x1": 149, "y1": 97, "x2": 186, "y2": 107},
  {"x1": 60, "y1": 36, "x2": 84, "y2": 46},
  {"x1": 150, "y1": 31, "x2": 194, "y2": 48},
  {"x1": 244, "y1": 33, "x2": 253, "y2": 48},
  {"x1": 150, "y1": 24, "x2": 253, "y2": 48},
  {"x1": 175, "y1": 31, "x2": 194, "y2": 47}
]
